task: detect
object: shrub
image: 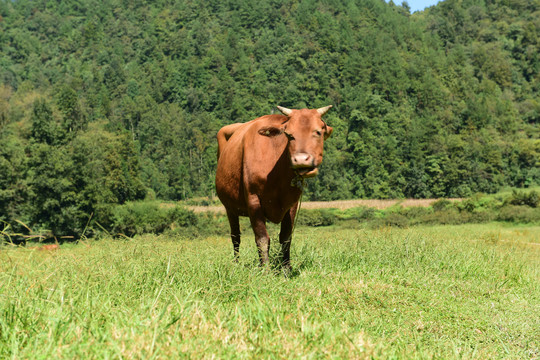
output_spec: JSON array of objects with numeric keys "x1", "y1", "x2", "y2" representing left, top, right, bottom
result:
[
  {"x1": 183, "y1": 197, "x2": 221, "y2": 206},
  {"x1": 401, "y1": 206, "x2": 432, "y2": 218},
  {"x1": 297, "y1": 209, "x2": 336, "y2": 227},
  {"x1": 505, "y1": 190, "x2": 539, "y2": 208},
  {"x1": 414, "y1": 208, "x2": 467, "y2": 225},
  {"x1": 456, "y1": 194, "x2": 499, "y2": 213},
  {"x1": 109, "y1": 202, "x2": 196, "y2": 237},
  {"x1": 187, "y1": 211, "x2": 230, "y2": 237},
  {"x1": 169, "y1": 206, "x2": 198, "y2": 228},
  {"x1": 467, "y1": 209, "x2": 496, "y2": 223},
  {"x1": 342, "y1": 207, "x2": 378, "y2": 221},
  {"x1": 371, "y1": 213, "x2": 409, "y2": 228},
  {"x1": 496, "y1": 205, "x2": 540, "y2": 223},
  {"x1": 432, "y1": 199, "x2": 452, "y2": 212},
  {"x1": 457, "y1": 198, "x2": 475, "y2": 213}
]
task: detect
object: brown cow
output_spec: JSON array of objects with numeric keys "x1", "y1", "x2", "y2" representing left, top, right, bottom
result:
[{"x1": 215, "y1": 106, "x2": 333, "y2": 270}]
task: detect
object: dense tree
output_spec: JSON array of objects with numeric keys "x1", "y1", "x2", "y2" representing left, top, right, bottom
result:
[{"x1": 0, "y1": 0, "x2": 538, "y2": 236}]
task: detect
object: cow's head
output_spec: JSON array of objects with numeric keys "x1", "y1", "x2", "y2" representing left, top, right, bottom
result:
[{"x1": 260, "y1": 106, "x2": 333, "y2": 178}]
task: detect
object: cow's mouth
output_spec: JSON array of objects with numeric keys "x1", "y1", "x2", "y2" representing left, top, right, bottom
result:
[{"x1": 295, "y1": 166, "x2": 319, "y2": 178}]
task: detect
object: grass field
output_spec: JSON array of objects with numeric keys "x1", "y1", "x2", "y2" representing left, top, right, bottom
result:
[{"x1": 1, "y1": 223, "x2": 539, "y2": 359}]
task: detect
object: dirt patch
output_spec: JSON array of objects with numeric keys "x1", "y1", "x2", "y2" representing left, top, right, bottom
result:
[{"x1": 187, "y1": 198, "x2": 461, "y2": 213}]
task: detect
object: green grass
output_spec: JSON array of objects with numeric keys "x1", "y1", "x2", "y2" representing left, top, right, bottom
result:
[{"x1": 1, "y1": 223, "x2": 539, "y2": 359}]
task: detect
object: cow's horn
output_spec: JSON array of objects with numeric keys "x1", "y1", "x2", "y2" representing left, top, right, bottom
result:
[
  {"x1": 277, "y1": 106, "x2": 293, "y2": 116},
  {"x1": 317, "y1": 105, "x2": 333, "y2": 116}
]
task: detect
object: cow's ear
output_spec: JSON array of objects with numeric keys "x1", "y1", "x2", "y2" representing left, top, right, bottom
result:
[
  {"x1": 258, "y1": 127, "x2": 283, "y2": 137},
  {"x1": 324, "y1": 125, "x2": 333, "y2": 140}
]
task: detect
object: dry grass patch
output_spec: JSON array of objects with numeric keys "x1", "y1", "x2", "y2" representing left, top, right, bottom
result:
[{"x1": 186, "y1": 198, "x2": 462, "y2": 213}]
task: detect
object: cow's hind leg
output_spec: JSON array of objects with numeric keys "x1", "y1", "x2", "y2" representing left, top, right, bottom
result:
[
  {"x1": 247, "y1": 195, "x2": 270, "y2": 267},
  {"x1": 226, "y1": 210, "x2": 241, "y2": 262},
  {"x1": 279, "y1": 204, "x2": 298, "y2": 272}
]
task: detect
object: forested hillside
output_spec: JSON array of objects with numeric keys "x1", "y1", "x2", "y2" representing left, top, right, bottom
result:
[{"x1": 1, "y1": 0, "x2": 539, "y2": 236}]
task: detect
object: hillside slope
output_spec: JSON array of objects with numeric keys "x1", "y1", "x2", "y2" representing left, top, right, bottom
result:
[{"x1": 0, "y1": 0, "x2": 538, "y2": 235}]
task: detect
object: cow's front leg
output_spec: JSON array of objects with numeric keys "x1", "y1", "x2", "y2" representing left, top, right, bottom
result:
[
  {"x1": 247, "y1": 195, "x2": 270, "y2": 266},
  {"x1": 280, "y1": 204, "x2": 298, "y2": 272}
]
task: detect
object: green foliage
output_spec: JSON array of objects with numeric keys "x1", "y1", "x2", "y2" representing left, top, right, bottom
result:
[
  {"x1": 1, "y1": 118, "x2": 146, "y2": 238},
  {"x1": 372, "y1": 212, "x2": 410, "y2": 228},
  {"x1": 26, "y1": 142, "x2": 87, "y2": 237},
  {"x1": 414, "y1": 207, "x2": 467, "y2": 226},
  {"x1": 0, "y1": 132, "x2": 29, "y2": 232},
  {"x1": 177, "y1": 191, "x2": 540, "y2": 240},
  {"x1": 496, "y1": 205, "x2": 540, "y2": 223},
  {"x1": 0, "y1": 0, "x2": 538, "y2": 238},
  {"x1": 56, "y1": 85, "x2": 86, "y2": 134},
  {"x1": 296, "y1": 209, "x2": 337, "y2": 227},
  {"x1": 30, "y1": 99, "x2": 61, "y2": 145},
  {"x1": 505, "y1": 190, "x2": 540, "y2": 208},
  {"x1": 341, "y1": 206, "x2": 378, "y2": 221},
  {"x1": 296, "y1": 190, "x2": 540, "y2": 229},
  {"x1": 186, "y1": 211, "x2": 231, "y2": 238},
  {"x1": 431, "y1": 199, "x2": 453, "y2": 211},
  {"x1": 109, "y1": 202, "x2": 197, "y2": 237}
]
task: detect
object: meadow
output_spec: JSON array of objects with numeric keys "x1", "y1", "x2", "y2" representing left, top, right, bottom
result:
[{"x1": 1, "y1": 222, "x2": 538, "y2": 359}]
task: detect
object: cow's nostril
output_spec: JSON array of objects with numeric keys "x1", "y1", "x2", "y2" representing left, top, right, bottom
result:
[{"x1": 292, "y1": 153, "x2": 314, "y2": 167}]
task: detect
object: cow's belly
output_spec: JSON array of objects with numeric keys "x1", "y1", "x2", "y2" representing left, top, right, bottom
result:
[
  {"x1": 218, "y1": 196, "x2": 249, "y2": 217},
  {"x1": 262, "y1": 205, "x2": 291, "y2": 224},
  {"x1": 217, "y1": 183, "x2": 297, "y2": 223}
]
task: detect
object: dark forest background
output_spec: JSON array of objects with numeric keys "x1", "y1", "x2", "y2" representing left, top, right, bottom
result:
[{"x1": 0, "y1": 0, "x2": 539, "y2": 236}]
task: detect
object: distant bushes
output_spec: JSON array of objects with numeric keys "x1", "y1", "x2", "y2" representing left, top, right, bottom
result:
[
  {"x1": 431, "y1": 199, "x2": 453, "y2": 212},
  {"x1": 100, "y1": 201, "x2": 233, "y2": 239},
  {"x1": 297, "y1": 209, "x2": 336, "y2": 227},
  {"x1": 181, "y1": 197, "x2": 222, "y2": 207},
  {"x1": 104, "y1": 190, "x2": 540, "y2": 238},
  {"x1": 504, "y1": 190, "x2": 539, "y2": 208},
  {"x1": 379, "y1": 190, "x2": 540, "y2": 228},
  {"x1": 105, "y1": 202, "x2": 197, "y2": 237},
  {"x1": 496, "y1": 206, "x2": 540, "y2": 223},
  {"x1": 3, "y1": 190, "x2": 539, "y2": 243},
  {"x1": 292, "y1": 189, "x2": 540, "y2": 229},
  {"x1": 94, "y1": 190, "x2": 540, "y2": 238}
]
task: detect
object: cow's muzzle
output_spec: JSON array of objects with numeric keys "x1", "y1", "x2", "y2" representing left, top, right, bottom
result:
[{"x1": 291, "y1": 153, "x2": 319, "y2": 178}]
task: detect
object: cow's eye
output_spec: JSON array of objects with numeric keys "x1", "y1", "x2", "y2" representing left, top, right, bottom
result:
[{"x1": 314, "y1": 130, "x2": 322, "y2": 137}]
